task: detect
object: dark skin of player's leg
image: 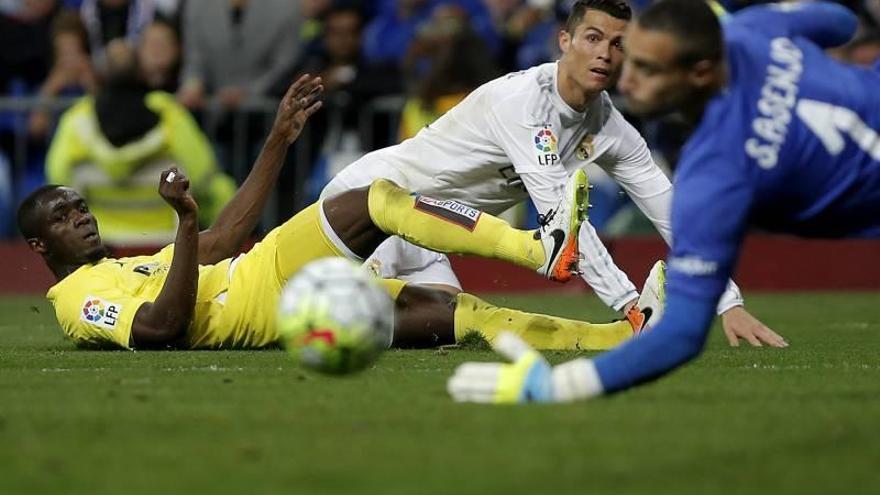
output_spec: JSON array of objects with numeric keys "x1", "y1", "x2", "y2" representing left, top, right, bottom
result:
[
  {"x1": 392, "y1": 285, "x2": 457, "y2": 348},
  {"x1": 321, "y1": 187, "x2": 385, "y2": 259},
  {"x1": 321, "y1": 187, "x2": 458, "y2": 348}
]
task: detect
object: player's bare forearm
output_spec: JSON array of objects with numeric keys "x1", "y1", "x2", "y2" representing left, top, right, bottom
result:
[
  {"x1": 197, "y1": 133, "x2": 289, "y2": 264},
  {"x1": 198, "y1": 74, "x2": 323, "y2": 264},
  {"x1": 136, "y1": 213, "x2": 199, "y2": 344},
  {"x1": 132, "y1": 172, "x2": 201, "y2": 347}
]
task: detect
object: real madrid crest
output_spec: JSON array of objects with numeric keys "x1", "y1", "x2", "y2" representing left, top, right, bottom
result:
[{"x1": 576, "y1": 134, "x2": 595, "y2": 161}]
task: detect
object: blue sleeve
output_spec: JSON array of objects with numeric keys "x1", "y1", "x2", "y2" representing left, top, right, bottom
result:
[
  {"x1": 595, "y1": 290, "x2": 717, "y2": 392},
  {"x1": 592, "y1": 127, "x2": 753, "y2": 393},
  {"x1": 732, "y1": 2, "x2": 858, "y2": 49}
]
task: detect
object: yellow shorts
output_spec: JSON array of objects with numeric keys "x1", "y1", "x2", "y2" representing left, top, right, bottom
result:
[{"x1": 213, "y1": 202, "x2": 406, "y2": 347}]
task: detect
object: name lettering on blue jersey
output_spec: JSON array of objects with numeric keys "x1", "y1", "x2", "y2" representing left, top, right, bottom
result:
[
  {"x1": 668, "y1": 255, "x2": 719, "y2": 277},
  {"x1": 744, "y1": 37, "x2": 803, "y2": 169}
]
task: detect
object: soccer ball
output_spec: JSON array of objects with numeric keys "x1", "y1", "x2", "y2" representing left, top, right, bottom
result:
[{"x1": 277, "y1": 257, "x2": 394, "y2": 374}]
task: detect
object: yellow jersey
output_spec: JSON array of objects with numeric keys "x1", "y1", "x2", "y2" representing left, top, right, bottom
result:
[
  {"x1": 44, "y1": 203, "x2": 406, "y2": 351},
  {"x1": 45, "y1": 245, "x2": 267, "y2": 350}
]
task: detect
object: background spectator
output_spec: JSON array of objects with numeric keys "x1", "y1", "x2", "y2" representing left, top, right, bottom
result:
[
  {"x1": 177, "y1": 0, "x2": 301, "y2": 110},
  {"x1": 45, "y1": 41, "x2": 235, "y2": 246},
  {"x1": 363, "y1": 0, "x2": 498, "y2": 66},
  {"x1": 28, "y1": 11, "x2": 96, "y2": 140},
  {"x1": 485, "y1": 0, "x2": 545, "y2": 69},
  {"x1": 398, "y1": 3, "x2": 498, "y2": 139},
  {"x1": 299, "y1": 0, "x2": 335, "y2": 51},
  {"x1": 80, "y1": 0, "x2": 156, "y2": 65},
  {"x1": 286, "y1": 2, "x2": 403, "y2": 203},
  {"x1": 0, "y1": 0, "x2": 59, "y2": 94},
  {"x1": 0, "y1": 0, "x2": 65, "y2": 206},
  {"x1": 137, "y1": 18, "x2": 180, "y2": 92},
  {"x1": 281, "y1": 3, "x2": 401, "y2": 144}
]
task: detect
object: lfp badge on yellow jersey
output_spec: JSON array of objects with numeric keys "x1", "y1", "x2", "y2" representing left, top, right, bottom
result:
[{"x1": 80, "y1": 296, "x2": 123, "y2": 330}]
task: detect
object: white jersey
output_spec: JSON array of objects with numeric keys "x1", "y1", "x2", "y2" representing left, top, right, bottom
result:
[{"x1": 324, "y1": 62, "x2": 743, "y2": 313}]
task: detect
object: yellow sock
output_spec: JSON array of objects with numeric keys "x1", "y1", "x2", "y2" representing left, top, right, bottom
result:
[
  {"x1": 453, "y1": 293, "x2": 633, "y2": 351},
  {"x1": 367, "y1": 179, "x2": 544, "y2": 270}
]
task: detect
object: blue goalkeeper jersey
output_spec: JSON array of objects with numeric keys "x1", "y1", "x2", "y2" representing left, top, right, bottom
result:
[
  {"x1": 668, "y1": 2, "x2": 880, "y2": 302},
  {"x1": 594, "y1": 2, "x2": 880, "y2": 394}
]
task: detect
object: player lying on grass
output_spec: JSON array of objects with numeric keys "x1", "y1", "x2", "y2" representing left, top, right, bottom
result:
[
  {"x1": 448, "y1": 0, "x2": 880, "y2": 403},
  {"x1": 17, "y1": 75, "x2": 656, "y2": 352},
  {"x1": 321, "y1": 0, "x2": 785, "y2": 348}
]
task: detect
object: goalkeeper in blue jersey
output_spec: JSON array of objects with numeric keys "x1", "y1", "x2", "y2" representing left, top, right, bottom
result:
[{"x1": 447, "y1": 0, "x2": 880, "y2": 403}]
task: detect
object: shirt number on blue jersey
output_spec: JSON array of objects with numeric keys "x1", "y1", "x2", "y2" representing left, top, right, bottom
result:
[{"x1": 796, "y1": 99, "x2": 880, "y2": 160}]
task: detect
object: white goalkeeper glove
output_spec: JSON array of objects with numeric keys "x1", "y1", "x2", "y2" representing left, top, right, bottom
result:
[{"x1": 447, "y1": 332, "x2": 604, "y2": 404}]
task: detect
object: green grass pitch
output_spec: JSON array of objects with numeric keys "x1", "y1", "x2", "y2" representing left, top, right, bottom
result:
[{"x1": 1, "y1": 292, "x2": 879, "y2": 495}]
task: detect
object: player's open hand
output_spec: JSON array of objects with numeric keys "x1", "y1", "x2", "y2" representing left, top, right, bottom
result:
[
  {"x1": 272, "y1": 74, "x2": 324, "y2": 144},
  {"x1": 159, "y1": 167, "x2": 198, "y2": 217},
  {"x1": 721, "y1": 306, "x2": 788, "y2": 348},
  {"x1": 448, "y1": 333, "x2": 554, "y2": 404}
]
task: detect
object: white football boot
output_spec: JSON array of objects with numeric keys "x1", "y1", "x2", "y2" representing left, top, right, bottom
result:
[
  {"x1": 535, "y1": 169, "x2": 589, "y2": 282},
  {"x1": 626, "y1": 260, "x2": 667, "y2": 335}
]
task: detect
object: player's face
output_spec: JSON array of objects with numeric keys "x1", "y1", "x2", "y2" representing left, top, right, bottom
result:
[
  {"x1": 617, "y1": 24, "x2": 694, "y2": 117},
  {"x1": 32, "y1": 188, "x2": 106, "y2": 264},
  {"x1": 559, "y1": 10, "x2": 628, "y2": 94}
]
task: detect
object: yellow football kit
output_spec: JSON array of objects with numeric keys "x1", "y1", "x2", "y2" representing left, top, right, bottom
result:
[
  {"x1": 46, "y1": 203, "x2": 406, "y2": 350},
  {"x1": 46, "y1": 182, "x2": 634, "y2": 351}
]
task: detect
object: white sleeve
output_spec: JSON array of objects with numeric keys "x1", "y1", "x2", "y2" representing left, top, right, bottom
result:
[{"x1": 599, "y1": 114, "x2": 744, "y2": 314}]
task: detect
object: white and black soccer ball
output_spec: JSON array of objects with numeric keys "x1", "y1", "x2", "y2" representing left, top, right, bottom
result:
[{"x1": 277, "y1": 257, "x2": 394, "y2": 374}]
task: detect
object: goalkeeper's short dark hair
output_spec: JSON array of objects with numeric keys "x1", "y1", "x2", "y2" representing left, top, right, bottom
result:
[
  {"x1": 637, "y1": 0, "x2": 724, "y2": 66},
  {"x1": 563, "y1": 0, "x2": 633, "y2": 34}
]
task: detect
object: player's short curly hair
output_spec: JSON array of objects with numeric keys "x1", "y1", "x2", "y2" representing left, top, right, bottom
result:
[
  {"x1": 564, "y1": 0, "x2": 633, "y2": 34},
  {"x1": 17, "y1": 185, "x2": 63, "y2": 239}
]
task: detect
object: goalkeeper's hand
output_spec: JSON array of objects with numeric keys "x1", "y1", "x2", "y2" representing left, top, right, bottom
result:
[
  {"x1": 447, "y1": 333, "x2": 554, "y2": 403},
  {"x1": 447, "y1": 332, "x2": 605, "y2": 404}
]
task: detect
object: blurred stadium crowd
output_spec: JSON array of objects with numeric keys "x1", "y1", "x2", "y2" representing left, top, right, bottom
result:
[{"x1": 1, "y1": 0, "x2": 879, "y2": 243}]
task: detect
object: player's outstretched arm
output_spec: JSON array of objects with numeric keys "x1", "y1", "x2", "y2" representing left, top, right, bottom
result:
[
  {"x1": 734, "y1": 2, "x2": 858, "y2": 49},
  {"x1": 130, "y1": 169, "x2": 200, "y2": 348},
  {"x1": 197, "y1": 74, "x2": 324, "y2": 265},
  {"x1": 448, "y1": 291, "x2": 718, "y2": 404}
]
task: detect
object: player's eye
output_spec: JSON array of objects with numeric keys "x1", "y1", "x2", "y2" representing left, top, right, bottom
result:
[
  {"x1": 586, "y1": 34, "x2": 600, "y2": 43},
  {"x1": 612, "y1": 39, "x2": 624, "y2": 51}
]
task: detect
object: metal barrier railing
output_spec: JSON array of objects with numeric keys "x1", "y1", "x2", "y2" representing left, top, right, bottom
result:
[{"x1": 0, "y1": 94, "x2": 406, "y2": 238}]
